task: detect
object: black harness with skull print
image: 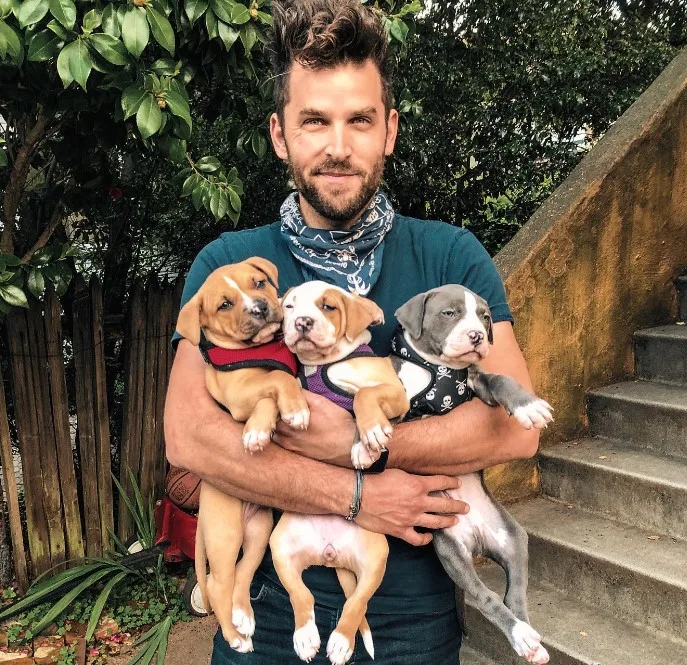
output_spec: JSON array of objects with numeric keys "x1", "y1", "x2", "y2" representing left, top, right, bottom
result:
[{"x1": 390, "y1": 326, "x2": 474, "y2": 420}]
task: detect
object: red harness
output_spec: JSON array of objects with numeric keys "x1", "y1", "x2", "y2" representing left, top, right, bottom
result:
[{"x1": 199, "y1": 334, "x2": 298, "y2": 377}]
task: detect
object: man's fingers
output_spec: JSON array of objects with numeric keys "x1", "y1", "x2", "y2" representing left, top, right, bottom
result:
[
  {"x1": 415, "y1": 513, "x2": 459, "y2": 530},
  {"x1": 423, "y1": 474, "x2": 462, "y2": 492},
  {"x1": 399, "y1": 528, "x2": 433, "y2": 547},
  {"x1": 424, "y1": 496, "x2": 470, "y2": 516}
]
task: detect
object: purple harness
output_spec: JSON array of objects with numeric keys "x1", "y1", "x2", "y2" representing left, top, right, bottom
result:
[{"x1": 298, "y1": 344, "x2": 375, "y2": 413}]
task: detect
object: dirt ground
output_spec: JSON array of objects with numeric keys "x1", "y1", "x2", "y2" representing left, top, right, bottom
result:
[{"x1": 107, "y1": 615, "x2": 217, "y2": 665}]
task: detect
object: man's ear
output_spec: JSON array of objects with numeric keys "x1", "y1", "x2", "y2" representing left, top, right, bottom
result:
[
  {"x1": 395, "y1": 291, "x2": 433, "y2": 339},
  {"x1": 244, "y1": 257, "x2": 279, "y2": 290},
  {"x1": 344, "y1": 293, "x2": 384, "y2": 343},
  {"x1": 269, "y1": 112, "x2": 288, "y2": 161},
  {"x1": 175, "y1": 292, "x2": 203, "y2": 346}
]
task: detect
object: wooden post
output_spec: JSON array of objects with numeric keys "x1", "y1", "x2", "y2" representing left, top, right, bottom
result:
[
  {"x1": 118, "y1": 281, "x2": 145, "y2": 541},
  {"x1": 44, "y1": 287, "x2": 84, "y2": 563},
  {"x1": 0, "y1": 363, "x2": 29, "y2": 592}
]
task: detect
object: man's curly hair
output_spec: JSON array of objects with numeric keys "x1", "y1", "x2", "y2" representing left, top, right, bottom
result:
[{"x1": 269, "y1": 0, "x2": 394, "y2": 121}]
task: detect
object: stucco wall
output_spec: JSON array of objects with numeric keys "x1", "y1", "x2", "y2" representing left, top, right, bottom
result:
[{"x1": 485, "y1": 48, "x2": 687, "y2": 502}]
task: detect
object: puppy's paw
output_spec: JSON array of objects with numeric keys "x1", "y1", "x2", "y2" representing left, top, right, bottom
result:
[
  {"x1": 225, "y1": 634, "x2": 253, "y2": 653},
  {"x1": 351, "y1": 441, "x2": 381, "y2": 469},
  {"x1": 282, "y1": 405, "x2": 311, "y2": 431},
  {"x1": 326, "y1": 631, "x2": 354, "y2": 665},
  {"x1": 358, "y1": 420, "x2": 392, "y2": 452},
  {"x1": 511, "y1": 620, "x2": 548, "y2": 663},
  {"x1": 242, "y1": 426, "x2": 272, "y2": 454},
  {"x1": 232, "y1": 608, "x2": 255, "y2": 638},
  {"x1": 293, "y1": 617, "x2": 320, "y2": 662},
  {"x1": 513, "y1": 399, "x2": 554, "y2": 430}
]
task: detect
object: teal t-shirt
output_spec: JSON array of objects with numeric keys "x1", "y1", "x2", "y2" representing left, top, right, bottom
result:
[{"x1": 173, "y1": 214, "x2": 513, "y2": 615}]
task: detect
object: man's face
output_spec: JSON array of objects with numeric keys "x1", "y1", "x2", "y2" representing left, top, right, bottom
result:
[{"x1": 270, "y1": 59, "x2": 399, "y2": 229}]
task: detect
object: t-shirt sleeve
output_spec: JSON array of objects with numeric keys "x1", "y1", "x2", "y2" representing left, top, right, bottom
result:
[
  {"x1": 445, "y1": 231, "x2": 514, "y2": 324},
  {"x1": 171, "y1": 240, "x2": 231, "y2": 348}
]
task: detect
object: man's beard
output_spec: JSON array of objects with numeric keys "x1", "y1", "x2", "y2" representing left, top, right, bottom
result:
[{"x1": 287, "y1": 152, "x2": 385, "y2": 228}]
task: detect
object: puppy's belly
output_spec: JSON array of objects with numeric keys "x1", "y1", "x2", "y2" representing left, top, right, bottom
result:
[
  {"x1": 279, "y1": 514, "x2": 368, "y2": 571},
  {"x1": 440, "y1": 473, "x2": 511, "y2": 556}
]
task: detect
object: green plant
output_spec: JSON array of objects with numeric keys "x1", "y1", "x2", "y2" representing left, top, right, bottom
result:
[{"x1": 56, "y1": 644, "x2": 77, "y2": 665}]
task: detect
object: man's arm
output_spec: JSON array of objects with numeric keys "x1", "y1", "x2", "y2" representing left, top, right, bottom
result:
[
  {"x1": 164, "y1": 340, "x2": 470, "y2": 545},
  {"x1": 274, "y1": 322, "x2": 540, "y2": 475}
]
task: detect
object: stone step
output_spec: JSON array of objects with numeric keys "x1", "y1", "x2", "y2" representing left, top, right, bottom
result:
[
  {"x1": 458, "y1": 646, "x2": 499, "y2": 665},
  {"x1": 677, "y1": 274, "x2": 687, "y2": 321},
  {"x1": 507, "y1": 498, "x2": 687, "y2": 643},
  {"x1": 634, "y1": 324, "x2": 687, "y2": 385},
  {"x1": 463, "y1": 563, "x2": 687, "y2": 665},
  {"x1": 587, "y1": 380, "x2": 687, "y2": 459},
  {"x1": 539, "y1": 438, "x2": 687, "y2": 540}
]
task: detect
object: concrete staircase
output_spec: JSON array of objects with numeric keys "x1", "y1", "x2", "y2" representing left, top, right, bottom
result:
[{"x1": 461, "y1": 276, "x2": 687, "y2": 665}]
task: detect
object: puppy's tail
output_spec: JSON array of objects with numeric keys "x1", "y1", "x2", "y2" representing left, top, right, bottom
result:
[
  {"x1": 335, "y1": 568, "x2": 375, "y2": 659},
  {"x1": 194, "y1": 511, "x2": 212, "y2": 616}
]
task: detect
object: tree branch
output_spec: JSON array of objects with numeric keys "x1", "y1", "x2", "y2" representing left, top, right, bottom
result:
[
  {"x1": 1, "y1": 106, "x2": 52, "y2": 255},
  {"x1": 21, "y1": 205, "x2": 64, "y2": 263}
]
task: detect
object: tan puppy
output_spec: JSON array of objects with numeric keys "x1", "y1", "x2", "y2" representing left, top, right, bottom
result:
[
  {"x1": 176, "y1": 258, "x2": 309, "y2": 653},
  {"x1": 269, "y1": 281, "x2": 408, "y2": 665}
]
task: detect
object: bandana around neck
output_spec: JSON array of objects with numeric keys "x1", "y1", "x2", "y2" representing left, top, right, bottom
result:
[{"x1": 279, "y1": 190, "x2": 394, "y2": 295}]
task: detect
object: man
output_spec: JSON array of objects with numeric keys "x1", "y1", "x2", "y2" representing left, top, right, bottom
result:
[{"x1": 164, "y1": 1, "x2": 540, "y2": 663}]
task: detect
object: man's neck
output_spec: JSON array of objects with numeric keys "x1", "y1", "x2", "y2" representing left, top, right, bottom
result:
[{"x1": 298, "y1": 193, "x2": 368, "y2": 231}]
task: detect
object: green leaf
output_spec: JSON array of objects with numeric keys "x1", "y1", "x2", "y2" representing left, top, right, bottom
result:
[
  {"x1": 27, "y1": 30, "x2": 60, "y2": 61},
  {"x1": 210, "y1": 0, "x2": 231, "y2": 23},
  {"x1": 0, "y1": 20, "x2": 24, "y2": 65},
  {"x1": 85, "y1": 571, "x2": 130, "y2": 641},
  {"x1": 227, "y1": 186, "x2": 241, "y2": 213},
  {"x1": 217, "y1": 188, "x2": 229, "y2": 219},
  {"x1": 205, "y1": 8, "x2": 218, "y2": 39},
  {"x1": 17, "y1": 0, "x2": 49, "y2": 28},
  {"x1": 0, "y1": 253, "x2": 20, "y2": 267},
  {"x1": 136, "y1": 94, "x2": 162, "y2": 139},
  {"x1": 217, "y1": 20, "x2": 238, "y2": 50},
  {"x1": 239, "y1": 22, "x2": 256, "y2": 52},
  {"x1": 145, "y1": 6, "x2": 174, "y2": 55},
  {"x1": 181, "y1": 173, "x2": 199, "y2": 197},
  {"x1": 82, "y1": 8, "x2": 101, "y2": 32},
  {"x1": 251, "y1": 130, "x2": 267, "y2": 159},
  {"x1": 68, "y1": 39, "x2": 92, "y2": 90},
  {"x1": 46, "y1": 19, "x2": 68, "y2": 39},
  {"x1": 48, "y1": 0, "x2": 75, "y2": 30},
  {"x1": 231, "y1": 3, "x2": 250, "y2": 24},
  {"x1": 56, "y1": 40, "x2": 74, "y2": 86},
  {"x1": 102, "y1": 3, "x2": 119, "y2": 37},
  {"x1": 122, "y1": 7, "x2": 149, "y2": 59},
  {"x1": 195, "y1": 156, "x2": 220, "y2": 172},
  {"x1": 89, "y1": 33, "x2": 129, "y2": 65},
  {"x1": 0, "y1": 149, "x2": 6, "y2": 168},
  {"x1": 121, "y1": 85, "x2": 148, "y2": 119},
  {"x1": 256, "y1": 11, "x2": 272, "y2": 26},
  {"x1": 150, "y1": 57, "x2": 176, "y2": 75},
  {"x1": 0, "y1": 0, "x2": 10, "y2": 17},
  {"x1": 27, "y1": 268, "x2": 45, "y2": 299},
  {"x1": 184, "y1": 0, "x2": 208, "y2": 25},
  {"x1": 164, "y1": 89, "x2": 192, "y2": 132},
  {"x1": 389, "y1": 18, "x2": 409, "y2": 43},
  {"x1": 0, "y1": 285, "x2": 28, "y2": 309}
]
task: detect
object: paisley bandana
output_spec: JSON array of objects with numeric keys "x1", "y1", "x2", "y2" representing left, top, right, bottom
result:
[{"x1": 279, "y1": 190, "x2": 394, "y2": 295}]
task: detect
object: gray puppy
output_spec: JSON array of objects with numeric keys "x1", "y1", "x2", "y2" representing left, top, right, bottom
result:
[{"x1": 389, "y1": 285, "x2": 552, "y2": 665}]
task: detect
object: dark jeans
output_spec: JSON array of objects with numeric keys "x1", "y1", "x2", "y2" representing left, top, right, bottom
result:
[{"x1": 210, "y1": 576, "x2": 462, "y2": 665}]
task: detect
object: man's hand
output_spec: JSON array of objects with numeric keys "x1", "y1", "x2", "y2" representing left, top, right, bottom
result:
[
  {"x1": 356, "y1": 470, "x2": 469, "y2": 546},
  {"x1": 273, "y1": 391, "x2": 357, "y2": 467}
]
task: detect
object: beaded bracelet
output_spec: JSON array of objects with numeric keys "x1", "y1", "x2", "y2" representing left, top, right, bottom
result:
[{"x1": 345, "y1": 469, "x2": 363, "y2": 521}]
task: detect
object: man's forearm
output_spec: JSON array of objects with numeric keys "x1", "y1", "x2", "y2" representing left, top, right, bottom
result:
[{"x1": 388, "y1": 398, "x2": 539, "y2": 475}]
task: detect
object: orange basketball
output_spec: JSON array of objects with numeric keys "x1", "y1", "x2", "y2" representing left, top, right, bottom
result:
[{"x1": 165, "y1": 466, "x2": 201, "y2": 511}]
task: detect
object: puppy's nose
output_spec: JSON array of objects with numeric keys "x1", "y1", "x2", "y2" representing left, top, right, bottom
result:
[
  {"x1": 250, "y1": 299, "x2": 269, "y2": 319},
  {"x1": 295, "y1": 316, "x2": 314, "y2": 333},
  {"x1": 468, "y1": 330, "x2": 484, "y2": 346}
]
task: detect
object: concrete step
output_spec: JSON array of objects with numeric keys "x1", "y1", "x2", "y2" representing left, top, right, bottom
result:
[
  {"x1": 587, "y1": 380, "x2": 687, "y2": 459},
  {"x1": 507, "y1": 498, "x2": 687, "y2": 643},
  {"x1": 458, "y1": 646, "x2": 499, "y2": 665},
  {"x1": 539, "y1": 438, "x2": 687, "y2": 540},
  {"x1": 463, "y1": 563, "x2": 687, "y2": 665},
  {"x1": 634, "y1": 324, "x2": 687, "y2": 385},
  {"x1": 677, "y1": 274, "x2": 687, "y2": 321}
]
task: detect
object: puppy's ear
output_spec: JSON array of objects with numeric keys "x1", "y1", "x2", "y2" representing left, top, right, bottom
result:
[
  {"x1": 175, "y1": 292, "x2": 203, "y2": 346},
  {"x1": 344, "y1": 293, "x2": 384, "y2": 342},
  {"x1": 279, "y1": 286, "x2": 295, "y2": 306},
  {"x1": 395, "y1": 291, "x2": 433, "y2": 339},
  {"x1": 245, "y1": 257, "x2": 279, "y2": 290},
  {"x1": 485, "y1": 312, "x2": 494, "y2": 344}
]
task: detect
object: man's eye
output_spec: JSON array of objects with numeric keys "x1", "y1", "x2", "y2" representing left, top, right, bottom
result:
[
  {"x1": 304, "y1": 118, "x2": 324, "y2": 126},
  {"x1": 255, "y1": 279, "x2": 266, "y2": 289},
  {"x1": 442, "y1": 310, "x2": 456, "y2": 317},
  {"x1": 322, "y1": 303, "x2": 336, "y2": 312},
  {"x1": 219, "y1": 301, "x2": 233, "y2": 311},
  {"x1": 352, "y1": 116, "x2": 371, "y2": 124}
]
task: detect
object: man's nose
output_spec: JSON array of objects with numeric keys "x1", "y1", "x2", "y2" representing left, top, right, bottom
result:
[
  {"x1": 325, "y1": 125, "x2": 352, "y2": 161},
  {"x1": 250, "y1": 299, "x2": 269, "y2": 319},
  {"x1": 468, "y1": 330, "x2": 484, "y2": 346},
  {"x1": 295, "y1": 316, "x2": 314, "y2": 333}
]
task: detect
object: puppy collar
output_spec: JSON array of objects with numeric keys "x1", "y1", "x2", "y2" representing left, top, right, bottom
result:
[
  {"x1": 199, "y1": 332, "x2": 298, "y2": 377},
  {"x1": 390, "y1": 326, "x2": 473, "y2": 419}
]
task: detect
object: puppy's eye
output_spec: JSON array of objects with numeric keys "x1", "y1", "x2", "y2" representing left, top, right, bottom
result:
[
  {"x1": 284, "y1": 304, "x2": 294, "y2": 309},
  {"x1": 218, "y1": 300, "x2": 233, "y2": 311},
  {"x1": 322, "y1": 303, "x2": 336, "y2": 312},
  {"x1": 441, "y1": 309, "x2": 456, "y2": 318},
  {"x1": 483, "y1": 313, "x2": 491, "y2": 321},
  {"x1": 255, "y1": 279, "x2": 266, "y2": 289}
]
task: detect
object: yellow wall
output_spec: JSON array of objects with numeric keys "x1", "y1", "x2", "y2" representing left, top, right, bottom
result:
[{"x1": 485, "y1": 48, "x2": 687, "y2": 502}]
